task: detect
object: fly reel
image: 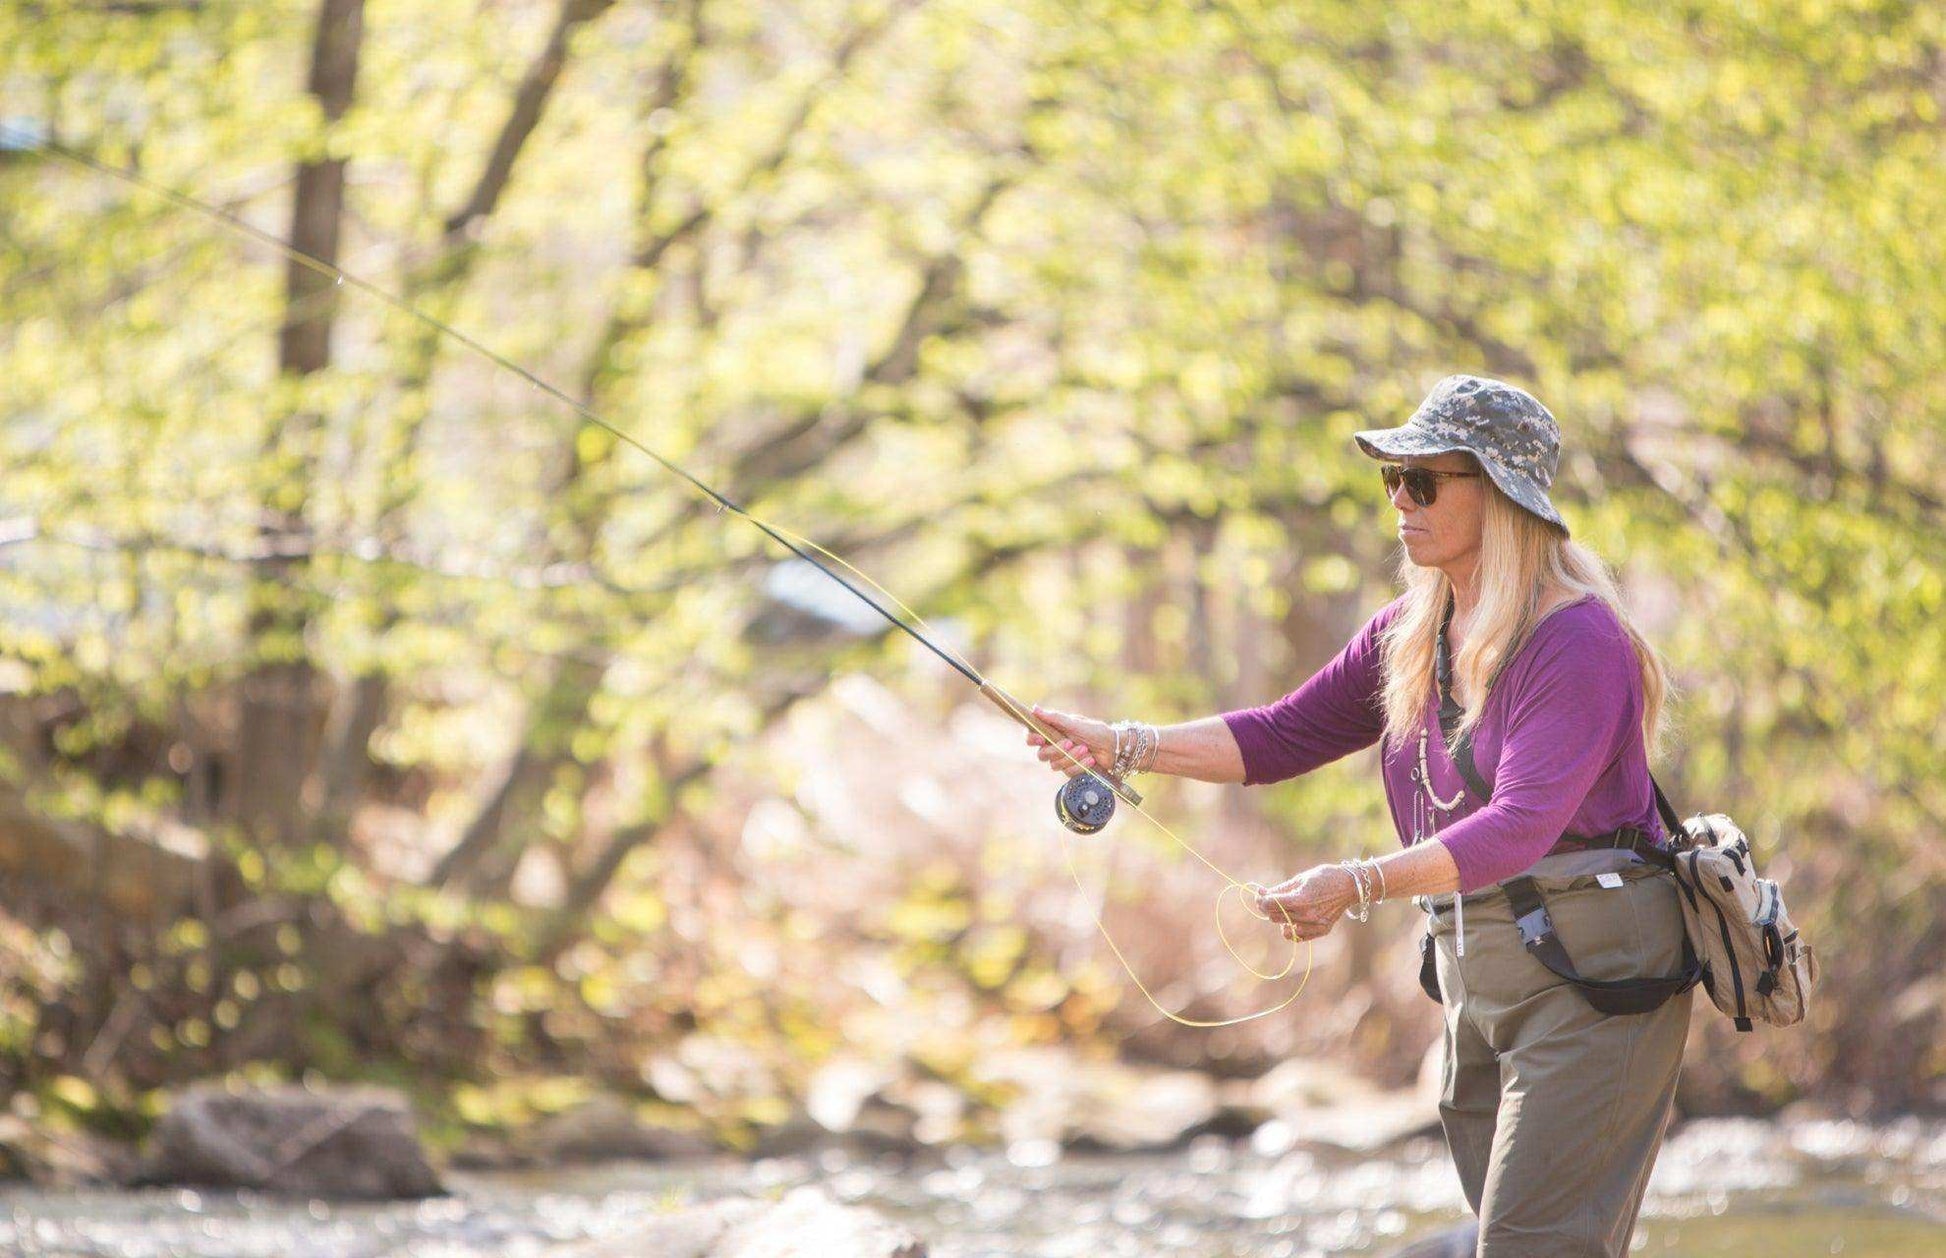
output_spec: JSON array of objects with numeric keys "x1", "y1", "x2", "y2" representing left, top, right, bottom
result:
[
  {"x1": 1054, "y1": 770, "x2": 1142, "y2": 834},
  {"x1": 976, "y1": 680, "x2": 1144, "y2": 835}
]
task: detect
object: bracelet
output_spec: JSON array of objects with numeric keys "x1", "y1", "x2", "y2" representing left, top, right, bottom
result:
[
  {"x1": 1336, "y1": 857, "x2": 1387, "y2": 922},
  {"x1": 1109, "y1": 720, "x2": 1159, "y2": 779},
  {"x1": 1339, "y1": 858, "x2": 1373, "y2": 922},
  {"x1": 1109, "y1": 720, "x2": 1135, "y2": 779}
]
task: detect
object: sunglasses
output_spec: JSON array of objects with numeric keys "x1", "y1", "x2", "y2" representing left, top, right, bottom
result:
[{"x1": 1381, "y1": 463, "x2": 1483, "y2": 508}]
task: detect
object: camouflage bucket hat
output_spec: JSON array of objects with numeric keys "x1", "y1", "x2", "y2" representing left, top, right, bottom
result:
[{"x1": 1353, "y1": 373, "x2": 1569, "y2": 538}]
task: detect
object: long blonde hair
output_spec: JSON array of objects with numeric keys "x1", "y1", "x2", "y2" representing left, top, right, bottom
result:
[{"x1": 1376, "y1": 459, "x2": 1674, "y2": 762}]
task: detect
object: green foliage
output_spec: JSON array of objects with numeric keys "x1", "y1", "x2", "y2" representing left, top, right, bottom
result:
[{"x1": 0, "y1": 0, "x2": 1938, "y2": 1121}]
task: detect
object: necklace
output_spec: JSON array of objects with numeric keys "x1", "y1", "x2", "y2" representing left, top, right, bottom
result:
[{"x1": 1409, "y1": 724, "x2": 1466, "y2": 843}]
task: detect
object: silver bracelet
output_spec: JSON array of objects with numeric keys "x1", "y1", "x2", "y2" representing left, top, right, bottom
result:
[
  {"x1": 1339, "y1": 858, "x2": 1373, "y2": 922},
  {"x1": 1110, "y1": 719, "x2": 1158, "y2": 779}
]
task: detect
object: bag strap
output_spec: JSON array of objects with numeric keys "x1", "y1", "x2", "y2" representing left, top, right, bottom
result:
[
  {"x1": 1433, "y1": 594, "x2": 1495, "y2": 803},
  {"x1": 1436, "y1": 592, "x2": 1689, "y2": 853},
  {"x1": 1504, "y1": 875, "x2": 1704, "y2": 1014},
  {"x1": 1418, "y1": 593, "x2": 1703, "y2": 1015}
]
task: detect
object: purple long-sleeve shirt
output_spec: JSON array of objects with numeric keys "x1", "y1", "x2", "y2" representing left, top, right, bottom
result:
[{"x1": 1219, "y1": 594, "x2": 1666, "y2": 893}]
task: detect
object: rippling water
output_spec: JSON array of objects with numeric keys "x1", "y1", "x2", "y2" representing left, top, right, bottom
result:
[{"x1": 3, "y1": 1117, "x2": 1941, "y2": 1256}]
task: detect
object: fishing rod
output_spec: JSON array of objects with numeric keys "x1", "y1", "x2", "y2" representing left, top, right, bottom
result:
[{"x1": 5, "y1": 127, "x2": 1315, "y2": 1026}]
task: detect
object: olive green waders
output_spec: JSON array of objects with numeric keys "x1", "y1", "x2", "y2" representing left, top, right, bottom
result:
[{"x1": 1424, "y1": 862, "x2": 1693, "y2": 1257}]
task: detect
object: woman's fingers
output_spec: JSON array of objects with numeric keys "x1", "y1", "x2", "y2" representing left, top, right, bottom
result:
[
  {"x1": 1023, "y1": 706, "x2": 1108, "y2": 780},
  {"x1": 1034, "y1": 736, "x2": 1096, "y2": 777},
  {"x1": 1258, "y1": 889, "x2": 1309, "y2": 918},
  {"x1": 1277, "y1": 916, "x2": 1331, "y2": 941},
  {"x1": 1255, "y1": 875, "x2": 1304, "y2": 904}
]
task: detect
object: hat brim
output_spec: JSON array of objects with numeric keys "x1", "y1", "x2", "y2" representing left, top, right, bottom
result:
[{"x1": 1354, "y1": 426, "x2": 1570, "y2": 539}]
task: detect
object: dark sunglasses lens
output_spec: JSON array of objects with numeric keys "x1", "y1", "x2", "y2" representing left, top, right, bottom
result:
[{"x1": 1382, "y1": 465, "x2": 1435, "y2": 507}]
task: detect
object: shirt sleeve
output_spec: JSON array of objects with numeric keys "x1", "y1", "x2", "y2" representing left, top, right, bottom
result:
[
  {"x1": 1434, "y1": 615, "x2": 1638, "y2": 893},
  {"x1": 1218, "y1": 598, "x2": 1402, "y2": 787}
]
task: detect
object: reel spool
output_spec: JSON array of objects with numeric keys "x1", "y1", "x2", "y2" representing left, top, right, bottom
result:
[{"x1": 1056, "y1": 772, "x2": 1119, "y2": 834}]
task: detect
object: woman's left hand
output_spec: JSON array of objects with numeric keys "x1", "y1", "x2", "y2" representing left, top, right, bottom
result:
[{"x1": 1254, "y1": 864, "x2": 1359, "y2": 941}]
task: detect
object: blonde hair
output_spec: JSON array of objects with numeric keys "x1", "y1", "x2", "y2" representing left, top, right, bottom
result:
[{"x1": 1376, "y1": 457, "x2": 1674, "y2": 762}]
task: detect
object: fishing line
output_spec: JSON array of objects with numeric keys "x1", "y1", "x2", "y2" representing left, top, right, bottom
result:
[{"x1": 4, "y1": 127, "x2": 1317, "y2": 1027}]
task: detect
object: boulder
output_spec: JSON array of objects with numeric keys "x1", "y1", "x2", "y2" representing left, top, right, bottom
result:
[
  {"x1": 521, "y1": 1096, "x2": 714, "y2": 1165},
  {"x1": 1067, "y1": 1067, "x2": 1220, "y2": 1152},
  {"x1": 974, "y1": 1047, "x2": 1221, "y2": 1153},
  {"x1": 1244, "y1": 1057, "x2": 1440, "y2": 1153},
  {"x1": 133, "y1": 1082, "x2": 442, "y2": 1199}
]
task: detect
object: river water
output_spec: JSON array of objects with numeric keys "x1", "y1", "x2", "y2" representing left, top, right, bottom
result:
[{"x1": 3, "y1": 1116, "x2": 1941, "y2": 1256}]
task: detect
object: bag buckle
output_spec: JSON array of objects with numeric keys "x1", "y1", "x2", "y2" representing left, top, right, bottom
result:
[{"x1": 1515, "y1": 905, "x2": 1553, "y2": 946}]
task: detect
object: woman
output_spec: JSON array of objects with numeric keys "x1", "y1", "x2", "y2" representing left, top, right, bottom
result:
[{"x1": 1026, "y1": 374, "x2": 1691, "y2": 1258}]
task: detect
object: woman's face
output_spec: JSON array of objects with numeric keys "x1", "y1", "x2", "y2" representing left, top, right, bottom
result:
[{"x1": 1388, "y1": 451, "x2": 1485, "y2": 570}]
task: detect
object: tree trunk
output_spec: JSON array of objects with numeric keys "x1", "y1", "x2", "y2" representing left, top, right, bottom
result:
[
  {"x1": 309, "y1": 0, "x2": 619, "y2": 845},
  {"x1": 233, "y1": 0, "x2": 366, "y2": 850}
]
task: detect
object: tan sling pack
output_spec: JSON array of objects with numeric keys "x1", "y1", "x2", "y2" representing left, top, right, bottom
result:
[{"x1": 1666, "y1": 810, "x2": 1819, "y2": 1030}]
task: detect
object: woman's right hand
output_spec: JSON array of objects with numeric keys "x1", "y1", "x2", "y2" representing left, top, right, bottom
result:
[{"x1": 1025, "y1": 705, "x2": 1116, "y2": 779}]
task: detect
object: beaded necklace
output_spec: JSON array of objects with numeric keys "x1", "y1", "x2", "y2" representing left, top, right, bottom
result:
[
  {"x1": 1410, "y1": 723, "x2": 1468, "y2": 843},
  {"x1": 1411, "y1": 602, "x2": 1472, "y2": 843}
]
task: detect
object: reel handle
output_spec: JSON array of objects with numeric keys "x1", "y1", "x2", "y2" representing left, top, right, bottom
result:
[{"x1": 979, "y1": 680, "x2": 1144, "y2": 812}]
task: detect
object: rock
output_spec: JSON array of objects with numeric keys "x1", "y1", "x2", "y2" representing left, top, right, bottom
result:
[
  {"x1": 1382, "y1": 1221, "x2": 1478, "y2": 1257},
  {"x1": 0, "y1": 1114, "x2": 134, "y2": 1187},
  {"x1": 1244, "y1": 1057, "x2": 1440, "y2": 1153},
  {"x1": 556, "y1": 1188, "x2": 924, "y2": 1258},
  {"x1": 711, "y1": 1187, "x2": 925, "y2": 1258},
  {"x1": 1285, "y1": 1089, "x2": 1440, "y2": 1153},
  {"x1": 522, "y1": 1096, "x2": 714, "y2": 1165},
  {"x1": 133, "y1": 1082, "x2": 443, "y2": 1199},
  {"x1": 1067, "y1": 1067, "x2": 1220, "y2": 1152},
  {"x1": 806, "y1": 1057, "x2": 917, "y2": 1148},
  {"x1": 974, "y1": 1048, "x2": 1223, "y2": 1153},
  {"x1": 884, "y1": 1078, "x2": 965, "y2": 1146},
  {"x1": 745, "y1": 1110, "x2": 825, "y2": 1158},
  {"x1": 447, "y1": 1128, "x2": 531, "y2": 1171},
  {"x1": 554, "y1": 1198, "x2": 763, "y2": 1258},
  {"x1": 806, "y1": 1058, "x2": 895, "y2": 1133},
  {"x1": 1213, "y1": 1077, "x2": 1273, "y2": 1136}
]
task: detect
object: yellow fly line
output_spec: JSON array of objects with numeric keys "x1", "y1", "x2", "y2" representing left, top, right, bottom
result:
[
  {"x1": 764, "y1": 519, "x2": 1315, "y2": 1027},
  {"x1": 11, "y1": 129, "x2": 1315, "y2": 1028}
]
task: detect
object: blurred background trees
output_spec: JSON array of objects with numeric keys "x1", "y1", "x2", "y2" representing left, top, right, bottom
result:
[{"x1": 0, "y1": 0, "x2": 1939, "y2": 1145}]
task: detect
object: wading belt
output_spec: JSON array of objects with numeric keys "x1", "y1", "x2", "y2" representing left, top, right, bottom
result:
[{"x1": 1417, "y1": 596, "x2": 1702, "y2": 1014}]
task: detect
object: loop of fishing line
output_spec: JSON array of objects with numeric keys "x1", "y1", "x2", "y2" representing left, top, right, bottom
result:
[
  {"x1": 8, "y1": 128, "x2": 1316, "y2": 1028},
  {"x1": 761, "y1": 520, "x2": 1315, "y2": 1025}
]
